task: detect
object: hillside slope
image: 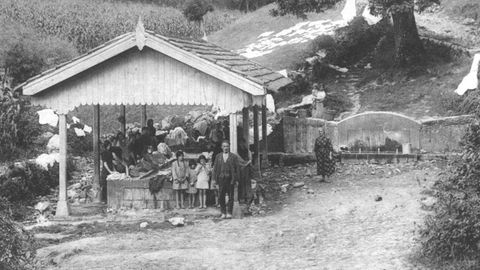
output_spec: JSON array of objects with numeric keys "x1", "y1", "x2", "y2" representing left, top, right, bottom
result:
[
  {"x1": 209, "y1": 1, "x2": 480, "y2": 119},
  {"x1": 209, "y1": 3, "x2": 344, "y2": 70}
]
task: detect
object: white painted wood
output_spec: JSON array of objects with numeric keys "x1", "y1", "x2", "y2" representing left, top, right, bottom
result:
[
  {"x1": 230, "y1": 113, "x2": 238, "y2": 154},
  {"x1": 29, "y1": 48, "x2": 259, "y2": 114},
  {"x1": 22, "y1": 35, "x2": 135, "y2": 95},
  {"x1": 56, "y1": 114, "x2": 70, "y2": 217},
  {"x1": 22, "y1": 32, "x2": 266, "y2": 98}
]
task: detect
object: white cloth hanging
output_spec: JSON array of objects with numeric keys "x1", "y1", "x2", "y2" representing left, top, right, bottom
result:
[
  {"x1": 37, "y1": 109, "x2": 58, "y2": 127},
  {"x1": 362, "y1": 5, "x2": 382, "y2": 25},
  {"x1": 266, "y1": 94, "x2": 276, "y2": 112},
  {"x1": 455, "y1": 53, "x2": 480, "y2": 95},
  {"x1": 83, "y1": 124, "x2": 92, "y2": 133},
  {"x1": 341, "y1": 0, "x2": 357, "y2": 23},
  {"x1": 35, "y1": 153, "x2": 60, "y2": 170},
  {"x1": 74, "y1": 128, "x2": 86, "y2": 137}
]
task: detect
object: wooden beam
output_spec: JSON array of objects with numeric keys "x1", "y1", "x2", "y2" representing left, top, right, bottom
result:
[
  {"x1": 93, "y1": 105, "x2": 101, "y2": 202},
  {"x1": 262, "y1": 103, "x2": 269, "y2": 168},
  {"x1": 141, "y1": 105, "x2": 147, "y2": 127},
  {"x1": 56, "y1": 114, "x2": 69, "y2": 217},
  {"x1": 253, "y1": 105, "x2": 260, "y2": 171},
  {"x1": 120, "y1": 105, "x2": 126, "y2": 134},
  {"x1": 242, "y1": 108, "x2": 249, "y2": 160},
  {"x1": 229, "y1": 113, "x2": 238, "y2": 154}
]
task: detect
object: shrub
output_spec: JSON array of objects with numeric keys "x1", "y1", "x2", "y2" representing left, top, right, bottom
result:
[
  {"x1": 0, "y1": 197, "x2": 36, "y2": 270},
  {"x1": 0, "y1": 89, "x2": 43, "y2": 162},
  {"x1": 0, "y1": 162, "x2": 60, "y2": 203},
  {"x1": 67, "y1": 124, "x2": 93, "y2": 157},
  {"x1": 419, "y1": 121, "x2": 480, "y2": 263},
  {"x1": 324, "y1": 91, "x2": 353, "y2": 118}
]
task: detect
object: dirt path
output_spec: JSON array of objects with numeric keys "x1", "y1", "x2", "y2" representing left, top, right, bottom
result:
[{"x1": 37, "y1": 163, "x2": 439, "y2": 270}]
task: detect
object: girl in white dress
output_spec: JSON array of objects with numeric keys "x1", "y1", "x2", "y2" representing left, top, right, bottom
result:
[{"x1": 195, "y1": 155, "x2": 211, "y2": 209}]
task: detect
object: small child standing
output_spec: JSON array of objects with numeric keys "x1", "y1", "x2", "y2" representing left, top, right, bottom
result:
[
  {"x1": 171, "y1": 150, "x2": 189, "y2": 209},
  {"x1": 195, "y1": 155, "x2": 211, "y2": 209},
  {"x1": 186, "y1": 160, "x2": 198, "y2": 208}
]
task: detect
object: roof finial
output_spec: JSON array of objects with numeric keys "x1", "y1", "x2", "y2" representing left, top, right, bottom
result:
[{"x1": 135, "y1": 16, "x2": 146, "y2": 50}]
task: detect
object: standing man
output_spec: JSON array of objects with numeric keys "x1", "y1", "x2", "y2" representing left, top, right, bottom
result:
[{"x1": 212, "y1": 140, "x2": 240, "y2": 219}]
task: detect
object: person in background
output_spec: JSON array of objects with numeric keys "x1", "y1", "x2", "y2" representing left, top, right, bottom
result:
[
  {"x1": 171, "y1": 150, "x2": 189, "y2": 209},
  {"x1": 110, "y1": 144, "x2": 129, "y2": 176},
  {"x1": 186, "y1": 160, "x2": 198, "y2": 209},
  {"x1": 195, "y1": 155, "x2": 211, "y2": 209},
  {"x1": 222, "y1": 119, "x2": 229, "y2": 141},
  {"x1": 100, "y1": 140, "x2": 115, "y2": 201},
  {"x1": 211, "y1": 140, "x2": 240, "y2": 219},
  {"x1": 146, "y1": 119, "x2": 158, "y2": 151},
  {"x1": 146, "y1": 119, "x2": 156, "y2": 137},
  {"x1": 314, "y1": 127, "x2": 335, "y2": 182}
]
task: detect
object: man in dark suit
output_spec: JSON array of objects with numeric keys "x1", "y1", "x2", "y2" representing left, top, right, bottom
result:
[{"x1": 212, "y1": 140, "x2": 240, "y2": 219}]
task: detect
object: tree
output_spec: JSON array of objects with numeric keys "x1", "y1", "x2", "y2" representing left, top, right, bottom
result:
[
  {"x1": 271, "y1": 0, "x2": 440, "y2": 67},
  {"x1": 183, "y1": 0, "x2": 214, "y2": 39}
]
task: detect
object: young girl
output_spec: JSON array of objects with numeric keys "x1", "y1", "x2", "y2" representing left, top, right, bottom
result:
[
  {"x1": 195, "y1": 155, "x2": 211, "y2": 209},
  {"x1": 186, "y1": 160, "x2": 198, "y2": 209},
  {"x1": 171, "y1": 150, "x2": 189, "y2": 209}
]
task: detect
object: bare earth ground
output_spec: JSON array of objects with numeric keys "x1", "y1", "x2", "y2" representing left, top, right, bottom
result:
[{"x1": 36, "y1": 162, "x2": 441, "y2": 270}]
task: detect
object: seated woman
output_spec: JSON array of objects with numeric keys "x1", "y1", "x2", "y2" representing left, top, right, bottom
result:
[{"x1": 110, "y1": 144, "x2": 130, "y2": 176}]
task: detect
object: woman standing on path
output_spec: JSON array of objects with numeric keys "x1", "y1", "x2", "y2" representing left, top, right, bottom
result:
[{"x1": 314, "y1": 127, "x2": 335, "y2": 182}]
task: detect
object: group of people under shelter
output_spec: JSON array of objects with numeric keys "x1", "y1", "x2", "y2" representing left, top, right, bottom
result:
[{"x1": 100, "y1": 117, "x2": 252, "y2": 218}]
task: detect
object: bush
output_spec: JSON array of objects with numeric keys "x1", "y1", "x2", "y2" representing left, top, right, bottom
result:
[
  {"x1": 330, "y1": 16, "x2": 391, "y2": 67},
  {"x1": 0, "y1": 197, "x2": 36, "y2": 270},
  {"x1": 324, "y1": 91, "x2": 353, "y2": 118},
  {"x1": 67, "y1": 123, "x2": 93, "y2": 157},
  {"x1": 420, "y1": 121, "x2": 480, "y2": 263},
  {"x1": 0, "y1": 89, "x2": 43, "y2": 161},
  {"x1": 0, "y1": 162, "x2": 60, "y2": 203}
]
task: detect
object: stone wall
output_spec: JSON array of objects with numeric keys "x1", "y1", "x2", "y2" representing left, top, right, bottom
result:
[
  {"x1": 107, "y1": 178, "x2": 174, "y2": 210},
  {"x1": 281, "y1": 113, "x2": 475, "y2": 154},
  {"x1": 419, "y1": 115, "x2": 476, "y2": 153}
]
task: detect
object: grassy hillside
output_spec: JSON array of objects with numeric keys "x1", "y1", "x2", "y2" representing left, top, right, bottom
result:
[
  {"x1": 0, "y1": 0, "x2": 240, "y2": 54},
  {"x1": 209, "y1": 3, "x2": 344, "y2": 70},
  {"x1": 442, "y1": 0, "x2": 480, "y2": 22}
]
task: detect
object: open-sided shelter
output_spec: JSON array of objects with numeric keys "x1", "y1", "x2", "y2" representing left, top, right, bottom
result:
[{"x1": 17, "y1": 22, "x2": 291, "y2": 217}]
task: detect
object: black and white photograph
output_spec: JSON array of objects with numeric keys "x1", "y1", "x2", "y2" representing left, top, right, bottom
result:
[{"x1": 1, "y1": 0, "x2": 479, "y2": 269}]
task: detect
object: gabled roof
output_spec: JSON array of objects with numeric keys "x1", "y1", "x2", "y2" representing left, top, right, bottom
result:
[{"x1": 17, "y1": 25, "x2": 292, "y2": 96}]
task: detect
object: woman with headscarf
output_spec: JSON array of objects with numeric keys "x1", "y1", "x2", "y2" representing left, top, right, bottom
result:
[{"x1": 314, "y1": 127, "x2": 335, "y2": 181}]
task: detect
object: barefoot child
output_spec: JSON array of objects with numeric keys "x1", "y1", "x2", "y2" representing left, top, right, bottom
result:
[
  {"x1": 171, "y1": 151, "x2": 188, "y2": 209},
  {"x1": 195, "y1": 155, "x2": 211, "y2": 209},
  {"x1": 186, "y1": 160, "x2": 197, "y2": 208}
]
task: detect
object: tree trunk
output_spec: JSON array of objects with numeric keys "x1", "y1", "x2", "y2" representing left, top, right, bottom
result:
[{"x1": 391, "y1": 8, "x2": 425, "y2": 67}]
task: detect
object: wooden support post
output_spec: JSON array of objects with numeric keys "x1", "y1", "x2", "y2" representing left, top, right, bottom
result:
[
  {"x1": 261, "y1": 103, "x2": 269, "y2": 168},
  {"x1": 242, "y1": 108, "x2": 249, "y2": 160},
  {"x1": 242, "y1": 107, "x2": 251, "y2": 202},
  {"x1": 56, "y1": 114, "x2": 69, "y2": 217},
  {"x1": 229, "y1": 113, "x2": 238, "y2": 154},
  {"x1": 120, "y1": 105, "x2": 126, "y2": 134},
  {"x1": 253, "y1": 105, "x2": 260, "y2": 173},
  {"x1": 141, "y1": 105, "x2": 147, "y2": 127},
  {"x1": 93, "y1": 105, "x2": 101, "y2": 202}
]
